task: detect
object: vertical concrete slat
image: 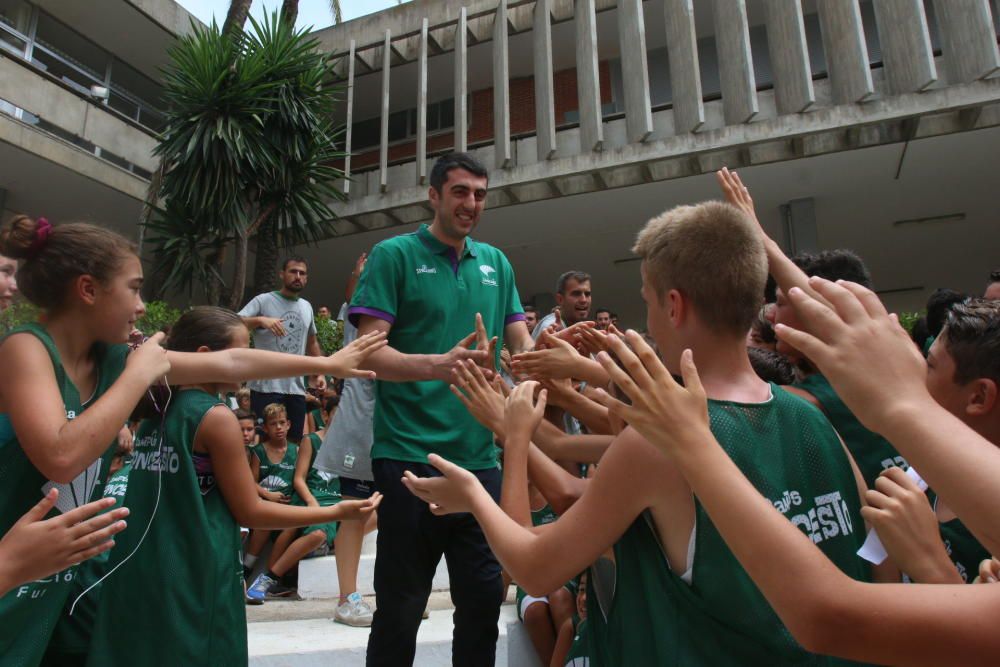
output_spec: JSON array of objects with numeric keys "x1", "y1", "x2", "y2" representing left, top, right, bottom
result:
[
  {"x1": 663, "y1": 0, "x2": 704, "y2": 134},
  {"x1": 871, "y1": 0, "x2": 937, "y2": 94},
  {"x1": 455, "y1": 7, "x2": 468, "y2": 152},
  {"x1": 575, "y1": 0, "x2": 604, "y2": 152},
  {"x1": 711, "y1": 0, "x2": 758, "y2": 125},
  {"x1": 764, "y1": 0, "x2": 815, "y2": 114},
  {"x1": 416, "y1": 18, "x2": 429, "y2": 185},
  {"x1": 494, "y1": 0, "x2": 512, "y2": 168},
  {"x1": 379, "y1": 30, "x2": 391, "y2": 193},
  {"x1": 343, "y1": 40, "x2": 356, "y2": 196},
  {"x1": 932, "y1": 0, "x2": 1000, "y2": 83},
  {"x1": 816, "y1": 0, "x2": 874, "y2": 103},
  {"x1": 534, "y1": 0, "x2": 557, "y2": 160},
  {"x1": 617, "y1": 0, "x2": 653, "y2": 142}
]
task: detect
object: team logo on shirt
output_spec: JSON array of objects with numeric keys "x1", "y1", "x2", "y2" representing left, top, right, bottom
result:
[
  {"x1": 772, "y1": 489, "x2": 855, "y2": 545},
  {"x1": 416, "y1": 264, "x2": 437, "y2": 275},
  {"x1": 479, "y1": 264, "x2": 498, "y2": 287},
  {"x1": 41, "y1": 458, "x2": 103, "y2": 515}
]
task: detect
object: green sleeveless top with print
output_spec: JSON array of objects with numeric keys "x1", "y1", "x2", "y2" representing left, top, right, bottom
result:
[
  {"x1": 251, "y1": 441, "x2": 298, "y2": 496},
  {"x1": 516, "y1": 504, "x2": 560, "y2": 615},
  {"x1": 926, "y1": 490, "x2": 990, "y2": 583},
  {"x1": 794, "y1": 373, "x2": 906, "y2": 490},
  {"x1": 300, "y1": 432, "x2": 340, "y2": 505},
  {"x1": 586, "y1": 385, "x2": 871, "y2": 667},
  {"x1": 0, "y1": 323, "x2": 127, "y2": 667},
  {"x1": 565, "y1": 618, "x2": 590, "y2": 666},
  {"x1": 309, "y1": 407, "x2": 326, "y2": 430},
  {"x1": 44, "y1": 462, "x2": 132, "y2": 661},
  {"x1": 86, "y1": 390, "x2": 246, "y2": 667}
]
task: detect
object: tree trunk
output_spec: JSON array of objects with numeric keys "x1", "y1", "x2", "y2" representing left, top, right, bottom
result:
[
  {"x1": 253, "y1": 218, "x2": 279, "y2": 296},
  {"x1": 280, "y1": 0, "x2": 299, "y2": 27},
  {"x1": 206, "y1": 245, "x2": 227, "y2": 306},
  {"x1": 229, "y1": 202, "x2": 277, "y2": 310},
  {"x1": 224, "y1": 0, "x2": 254, "y2": 38}
]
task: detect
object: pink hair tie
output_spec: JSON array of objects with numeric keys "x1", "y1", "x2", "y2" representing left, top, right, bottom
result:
[{"x1": 26, "y1": 217, "x2": 52, "y2": 258}]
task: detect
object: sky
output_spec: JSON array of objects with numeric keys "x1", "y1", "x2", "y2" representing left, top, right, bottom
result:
[{"x1": 175, "y1": 0, "x2": 403, "y2": 32}]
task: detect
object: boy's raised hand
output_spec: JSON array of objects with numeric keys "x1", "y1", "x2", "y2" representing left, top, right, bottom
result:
[
  {"x1": 326, "y1": 330, "x2": 388, "y2": 379},
  {"x1": 402, "y1": 454, "x2": 481, "y2": 515},
  {"x1": 774, "y1": 278, "x2": 929, "y2": 433},
  {"x1": 503, "y1": 381, "x2": 547, "y2": 446},
  {"x1": 450, "y1": 360, "x2": 506, "y2": 436},
  {"x1": 594, "y1": 331, "x2": 712, "y2": 459}
]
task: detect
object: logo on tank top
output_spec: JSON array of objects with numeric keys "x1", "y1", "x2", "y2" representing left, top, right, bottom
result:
[
  {"x1": 131, "y1": 434, "x2": 181, "y2": 474},
  {"x1": 771, "y1": 489, "x2": 855, "y2": 545},
  {"x1": 261, "y1": 474, "x2": 288, "y2": 491},
  {"x1": 42, "y1": 458, "x2": 103, "y2": 515}
]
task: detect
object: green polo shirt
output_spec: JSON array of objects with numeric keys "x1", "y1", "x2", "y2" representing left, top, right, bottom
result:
[{"x1": 349, "y1": 224, "x2": 524, "y2": 470}]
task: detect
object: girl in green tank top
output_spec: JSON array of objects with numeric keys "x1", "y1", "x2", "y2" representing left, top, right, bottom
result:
[
  {"x1": 86, "y1": 308, "x2": 382, "y2": 666},
  {"x1": 0, "y1": 217, "x2": 386, "y2": 667}
]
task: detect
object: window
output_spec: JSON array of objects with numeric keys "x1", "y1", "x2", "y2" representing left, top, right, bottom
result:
[
  {"x1": 352, "y1": 98, "x2": 457, "y2": 151},
  {"x1": 0, "y1": 0, "x2": 31, "y2": 34},
  {"x1": 34, "y1": 12, "x2": 109, "y2": 83}
]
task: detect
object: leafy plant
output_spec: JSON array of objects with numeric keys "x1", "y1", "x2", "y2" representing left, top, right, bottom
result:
[
  {"x1": 136, "y1": 301, "x2": 184, "y2": 336},
  {"x1": 0, "y1": 301, "x2": 40, "y2": 333},
  {"x1": 896, "y1": 311, "x2": 924, "y2": 335},
  {"x1": 315, "y1": 316, "x2": 343, "y2": 356}
]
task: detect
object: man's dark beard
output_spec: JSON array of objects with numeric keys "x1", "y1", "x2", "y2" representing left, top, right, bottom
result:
[{"x1": 285, "y1": 282, "x2": 304, "y2": 293}]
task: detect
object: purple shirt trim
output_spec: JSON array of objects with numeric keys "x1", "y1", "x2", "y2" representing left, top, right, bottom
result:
[
  {"x1": 348, "y1": 306, "x2": 395, "y2": 328},
  {"x1": 504, "y1": 313, "x2": 526, "y2": 326}
]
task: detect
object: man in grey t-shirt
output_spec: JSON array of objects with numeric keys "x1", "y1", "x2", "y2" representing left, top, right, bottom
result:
[{"x1": 238, "y1": 256, "x2": 322, "y2": 442}]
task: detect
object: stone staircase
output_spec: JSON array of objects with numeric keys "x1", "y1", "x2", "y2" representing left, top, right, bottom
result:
[{"x1": 246, "y1": 530, "x2": 541, "y2": 666}]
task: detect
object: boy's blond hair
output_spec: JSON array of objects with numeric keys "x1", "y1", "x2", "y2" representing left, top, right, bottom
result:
[
  {"x1": 236, "y1": 387, "x2": 251, "y2": 403},
  {"x1": 262, "y1": 403, "x2": 287, "y2": 422},
  {"x1": 633, "y1": 201, "x2": 766, "y2": 337}
]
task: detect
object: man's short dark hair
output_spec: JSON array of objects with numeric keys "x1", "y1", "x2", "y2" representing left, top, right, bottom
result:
[
  {"x1": 556, "y1": 271, "x2": 591, "y2": 294},
  {"x1": 430, "y1": 152, "x2": 489, "y2": 193},
  {"x1": 790, "y1": 249, "x2": 873, "y2": 289},
  {"x1": 595, "y1": 308, "x2": 611, "y2": 317},
  {"x1": 523, "y1": 305, "x2": 538, "y2": 314},
  {"x1": 926, "y1": 288, "x2": 967, "y2": 338},
  {"x1": 943, "y1": 299, "x2": 1000, "y2": 385},
  {"x1": 989, "y1": 269, "x2": 1000, "y2": 283},
  {"x1": 282, "y1": 256, "x2": 308, "y2": 271},
  {"x1": 748, "y1": 347, "x2": 796, "y2": 385}
]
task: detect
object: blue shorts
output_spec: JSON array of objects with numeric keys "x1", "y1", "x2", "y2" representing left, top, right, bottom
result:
[{"x1": 339, "y1": 476, "x2": 374, "y2": 499}]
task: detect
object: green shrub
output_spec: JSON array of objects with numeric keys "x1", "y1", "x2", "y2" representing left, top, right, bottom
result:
[
  {"x1": 0, "y1": 301, "x2": 40, "y2": 333},
  {"x1": 136, "y1": 301, "x2": 184, "y2": 335},
  {"x1": 315, "y1": 316, "x2": 343, "y2": 356},
  {"x1": 897, "y1": 311, "x2": 924, "y2": 335}
]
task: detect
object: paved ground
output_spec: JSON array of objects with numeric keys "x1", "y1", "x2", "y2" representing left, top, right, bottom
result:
[{"x1": 246, "y1": 589, "x2": 516, "y2": 623}]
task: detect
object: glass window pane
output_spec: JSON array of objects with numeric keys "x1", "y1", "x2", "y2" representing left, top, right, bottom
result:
[
  {"x1": 109, "y1": 58, "x2": 164, "y2": 111},
  {"x1": 34, "y1": 11, "x2": 109, "y2": 82},
  {"x1": 0, "y1": 28, "x2": 25, "y2": 56},
  {"x1": 31, "y1": 47, "x2": 97, "y2": 94},
  {"x1": 107, "y1": 90, "x2": 139, "y2": 121},
  {"x1": 387, "y1": 110, "x2": 407, "y2": 142},
  {"x1": 0, "y1": 0, "x2": 31, "y2": 35},
  {"x1": 439, "y1": 99, "x2": 454, "y2": 129}
]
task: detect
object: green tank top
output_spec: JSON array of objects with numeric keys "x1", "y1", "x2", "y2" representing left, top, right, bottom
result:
[
  {"x1": 310, "y1": 408, "x2": 326, "y2": 430},
  {"x1": 586, "y1": 385, "x2": 871, "y2": 667},
  {"x1": 44, "y1": 462, "x2": 132, "y2": 661},
  {"x1": 515, "y1": 503, "x2": 561, "y2": 612},
  {"x1": 301, "y1": 432, "x2": 340, "y2": 504},
  {"x1": 86, "y1": 389, "x2": 246, "y2": 666},
  {"x1": 0, "y1": 323, "x2": 127, "y2": 667},
  {"x1": 925, "y1": 491, "x2": 990, "y2": 583},
  {"x1": 794, "y1": 373, "x2": 907, "y2": 490},
  {"x1": 565, "y1": 618, "x2": 590, "y2": 666},
  {"x1": 251, "y1": 441, "x2": 299, "y2": 496}
]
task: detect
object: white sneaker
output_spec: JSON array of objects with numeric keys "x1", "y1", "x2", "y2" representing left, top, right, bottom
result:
[{"x1": 334, "y1": 591, "x2": 374, "y2": 627}]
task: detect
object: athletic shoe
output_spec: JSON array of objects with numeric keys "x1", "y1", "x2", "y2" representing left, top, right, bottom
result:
[
  {"x1": 334, "y1": 592, "x2": 374, "y2": 627},
  {"x1": 246, "y1": 573, "x2": 276, "y2": 605},
  {"x1": 421, "y1": 608, "x2": 430, "y2": 619},
  {"x1": 266, "y1": 582, "x2": 301, "y2": 600}
]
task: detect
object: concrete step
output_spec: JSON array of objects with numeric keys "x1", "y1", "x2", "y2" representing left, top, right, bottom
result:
[
  {"x1": 298, "y1": 552, "x2": 450, "y2": 599},
  {"x1": 248, "y1": 603, "x2": 519, "y2": 666}
]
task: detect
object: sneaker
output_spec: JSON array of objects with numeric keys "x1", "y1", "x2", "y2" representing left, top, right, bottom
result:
[
  {"x1": 334, "y1": 592, "x2": 374, "y2": 627},
  {"x1": 246, "y1": 573, "x2": 276, "y2": 605},
  {"x1": 266, "y1": 581, "x2": 301, "y2": 600},
  {"x1": 421, "y1": 608, "x2": 430, "y2": 620}
]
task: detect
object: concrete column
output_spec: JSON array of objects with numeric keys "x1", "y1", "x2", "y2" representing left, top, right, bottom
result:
[
  {"x1": 932, "y1": 0, "x2": 1000, "y2": 84},
  {"x1": 416, "y1": 18, "x2": 429, "y2": 185},
  {"x1": 764, "y1": 0, "x2": 815, "y2": 114},
  {"x1": 816, "y1": 0, "x2": 874, "y2": 104},
  {"x1": 343, "y1": 40, "x2": 356, "y2": 196},
  {"x1": 379, "y1": 30, "x2": 391, "y2": 193},
  {"x1": 662, "y1": 0, "x2": 704, "y2": 134},
  {"x1": 455, "y1": 7, "x2": 468, "y2": 153},
  {"x1": 617, "y1": 0, "x2": 653, "y2": 143},
  {"x1": 871, "y1": 0, "x2": 937, "y2": 94},
  {"x1": 494, "y1": 0, "x2": 512, "y2": 168},
  {"x1": 711, "y1": 0, "x2": 758, "y2": 125},
  {"x1": 533, "y1": 0, "x2": 557, "y2": 160},
  {"x1": 575, "y1": 0, "x2": 604, "y2": 152}
]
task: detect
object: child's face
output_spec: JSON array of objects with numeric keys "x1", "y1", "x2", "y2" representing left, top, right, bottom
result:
[
  {"x1": 238, "y1": 419, "x2": 255, "y2": 446},
  {"x1": 263, "y1": 415, "x2": 288, "y2": 442},
  {"x1": 577, "y1": 576, "x2": 588, "y2": 618},
  {"x1": 94, "y1": 254, "x2": 145, "y2": 343},
  {"x1": 238, "y1": 395, "x2": 251, "y2": 410}
]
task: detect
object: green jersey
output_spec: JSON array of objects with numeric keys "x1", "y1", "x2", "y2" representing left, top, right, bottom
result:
[
  {"x1": 565, "y1": 618, "x2": 590, "y2": 666},
  {"x1": 587, "y1": 386, "x2": 870, "y2": 666},
  {"x1": 0, "y1": 323, "x2": 127, "y2": 667},
  {"x1": 927, "y1": 491, "x2": 990, "y2": 583},
  {"x1": 295, "y1": 433, "x2": 342, "y2": 546},
  {"x1": 44, "y1": 462, "x2": 131, "y2": 663},
  {"x1": 251, "y1": 442, "x2": 298, "y2": 496},
  {"x1": 87, "y1": 390, "x2": 246, "y2": 666},
  {"x1": 349, "y1": 223, "x2": 524, "y2": 470},
  {"x1": 515, "y1": 504, "x2": 560, "y2": 618},
  {"x1": 309, "y1": 408, "x2": 326, "y2": 431},
  {"x1": 794, "y1": 373, "x2": 907, "y2": 490}
]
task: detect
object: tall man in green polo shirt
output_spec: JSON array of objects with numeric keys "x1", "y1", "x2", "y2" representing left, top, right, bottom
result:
[{"x1": 350, "y1": 153, "x2": 532, "y2": 666}]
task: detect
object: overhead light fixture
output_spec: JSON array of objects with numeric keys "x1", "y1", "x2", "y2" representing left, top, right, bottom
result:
[
  {"x1": 875, "y1": 286, "x2": 924, "y2": 296},
  {"x1": 90, "y1": 85, "x2": 110, "y2": 101},
  {"x1": 612, "y1": 256, "x2": 641, "y2": 265},
  {"x1": 892, "y1": 213, "x2": 965, "y2": 227}
]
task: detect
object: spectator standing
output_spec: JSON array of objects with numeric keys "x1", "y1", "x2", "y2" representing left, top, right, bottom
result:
[
  {"x1": 533, "y1": 271, "x2": 592, "y2": 339},
  {"x1": 239, "y1": 257, "x2": 323, "y2": 443}
]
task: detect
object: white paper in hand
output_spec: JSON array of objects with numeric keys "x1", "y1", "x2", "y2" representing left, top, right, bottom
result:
[{"x1": 857, "y1": 467, "x2": 929, "y2": 565}]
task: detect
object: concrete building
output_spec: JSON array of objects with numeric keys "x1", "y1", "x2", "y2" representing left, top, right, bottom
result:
[{"x1": 2, "y1": 0, "x2": 999, "y2": 325}]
